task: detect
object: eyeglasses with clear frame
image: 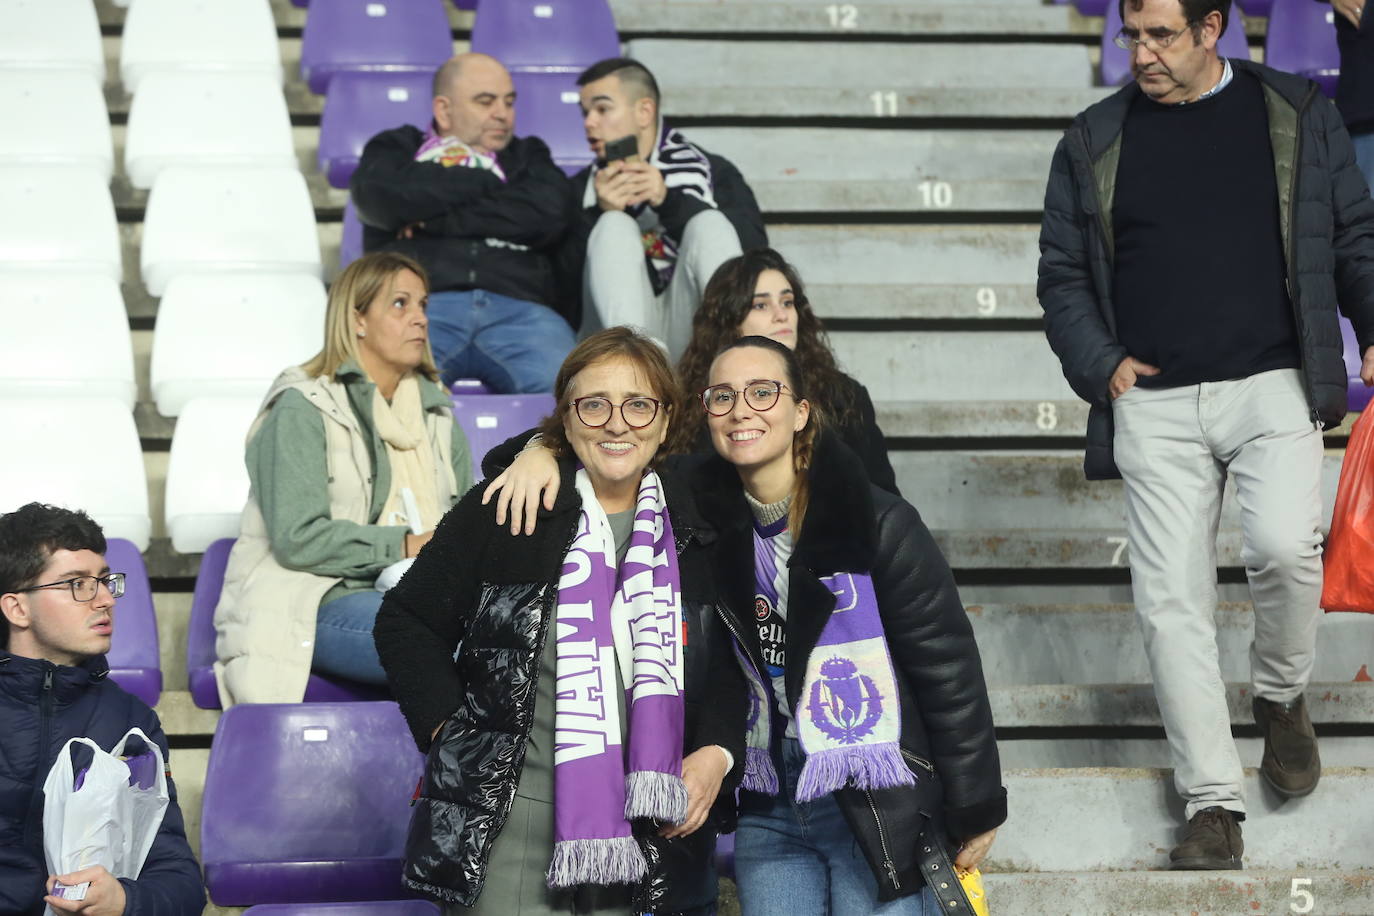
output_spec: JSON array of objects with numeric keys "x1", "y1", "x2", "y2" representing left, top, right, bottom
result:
[
  {"x1": 701, "y1": 380, "x2": 797, "y2": 416},
  {"x1": 1113, "y1": 21, "x2": 1197, "y2": 52},
  {"x1": 13, "y1": 573, "x2": 126, "y2": 603},
  {"x1": 570, "y1": 395, "x2": 662, "y2": 429}
]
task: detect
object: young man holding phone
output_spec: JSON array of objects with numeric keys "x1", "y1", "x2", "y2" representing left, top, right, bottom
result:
[{"x1": 564, "y1": 57, "x2": 768, "y2": 358}]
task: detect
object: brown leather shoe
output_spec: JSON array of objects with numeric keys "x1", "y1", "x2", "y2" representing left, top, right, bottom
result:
[
  {"x1": 1169, "y1": 806, "x2": 1244, "y2": 870},
  {"x1": 1253, "y1": 694, "x2": 1321, "y2": 798}
]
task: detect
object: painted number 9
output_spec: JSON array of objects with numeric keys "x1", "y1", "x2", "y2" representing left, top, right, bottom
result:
[{"x1": 975, "y1": 287, "x2": 997, "y2": 316}]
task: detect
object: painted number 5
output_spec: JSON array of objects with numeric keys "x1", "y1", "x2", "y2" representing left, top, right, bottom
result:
[
  {"x1": 826, "y1": 4, "x2": 859, "y2": 28},
  {"x1": 1291, "y1": 878, "x2": 1314, "y2": 914}
]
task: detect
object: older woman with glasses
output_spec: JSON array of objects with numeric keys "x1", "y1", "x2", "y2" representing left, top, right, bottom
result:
[{"x1": 373, "y1": 327, "x2": 746, "y2": 915}]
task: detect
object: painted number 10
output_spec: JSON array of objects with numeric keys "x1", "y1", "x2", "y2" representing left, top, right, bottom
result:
[{"x1": 827, "y1": 4, "x2": 858, "y2": 28}]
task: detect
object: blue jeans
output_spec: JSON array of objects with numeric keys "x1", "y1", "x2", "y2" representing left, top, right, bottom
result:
[
  {"x1": 734, "y1": 739, "x2": 940, "y2": 916},
  {"x1": 1353, "y1": 131, "x2": 1374, "y2": 195},
  {"x1": 314, "y1": 590, "x2": 389, "y2": 685},
  {"x1": 426, "y1": 288, "x2": 575, "y2": 393}
]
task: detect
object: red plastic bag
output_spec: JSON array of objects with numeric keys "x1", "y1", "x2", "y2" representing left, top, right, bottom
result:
[{"x1": 1323, "y1": 410, "x2": 1374, "y2": 613}]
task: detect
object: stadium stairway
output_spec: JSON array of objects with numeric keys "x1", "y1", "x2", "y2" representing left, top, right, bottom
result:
[{"x1": 85, "y1": 0, "x2": 1374, "y2": 912}]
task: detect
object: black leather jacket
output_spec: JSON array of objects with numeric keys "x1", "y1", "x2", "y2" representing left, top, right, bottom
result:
[
  {"x1": 687, "y1": 434, "x2": 1007, "y2": 905},
  {"x1": 374, "y1": 460, "x2": 746, "y2": 911}
]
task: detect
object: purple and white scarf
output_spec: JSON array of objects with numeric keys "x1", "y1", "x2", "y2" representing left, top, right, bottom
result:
[
  {"x1": 414, "y1": 127, "x2": 507, "y2": 182},
  {"x1": 739, "y1": 571, "x2": 914, "y2": 803},
  {"x1": 547, "y1": 469, "x2": 687, "y2": 888}
]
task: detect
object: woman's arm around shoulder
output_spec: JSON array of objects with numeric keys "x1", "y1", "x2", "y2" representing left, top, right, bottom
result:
[
  {"x1": 374, "y1": 486, "x2": 492, "y2": 751},
  {"x1": 869, "y1": 491, "x2": 1007, "y2": 841}
]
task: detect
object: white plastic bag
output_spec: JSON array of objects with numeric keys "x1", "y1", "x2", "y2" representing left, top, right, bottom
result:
[{"x1": 41, "y1": 728, "x2": 169, "y2": 913}]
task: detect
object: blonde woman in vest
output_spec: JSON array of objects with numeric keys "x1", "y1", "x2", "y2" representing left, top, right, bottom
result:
[{"x1": 214, "y1": 252, "x2": 473, "y2": 706}]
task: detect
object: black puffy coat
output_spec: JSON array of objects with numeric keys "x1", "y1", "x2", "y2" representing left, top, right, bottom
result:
[
  {"x1": 373, "y1": 461, "x2": 747, "y2": 911},
  {"x1": 0, "y1": 653, "x2": 205, "y2": 916},
  {"x1": 1038, "y1": 60, "x2": 1374, "y2": 479},
  {"x1": 351, "y1": 128, "x2": 573, "y2": 320},
  {"x1": 686, "y1": 433, "x2": 1007, "y2": 905}
]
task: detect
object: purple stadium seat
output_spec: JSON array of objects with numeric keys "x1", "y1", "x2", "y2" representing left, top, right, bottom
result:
[
  {"x1": 300, "y1": 0, "x2": 453, "y2": 96},
  {"x1": 340, "y1": 199, "x2": 364, "y2": 272},
  {"x1": 104, "y1": 538, "x2": 161, "y2": 708},
  {"x1": 450, "y1": 393, "x2": 556, "y2": 480},
  {"x1": 1237, "y1": 0, "x2": 1274, "y2": 16},
  {"x1": 470, "y1": 0, "x2": 619, "y2": 72},
  {"x1": 511, "y1": 70, "x2": 594, "y2": 175},
  {"x1": 186, "y1": 537, "x2": 390, "y2": 710},
  {"x1": 1342, "y1": 316, "x2": 1373, "y2": 412},
  {"x1": 450, "y1": 378, "x2": 491, "y2": 395},
  {"x1": 319, "y1": 71, "x2": 435, "y2": 189},
  {"x1": 244, "y1": 905, "x2": 438, "y2": 915},
  {"x1": 716, "y1": 831, "x2": 735, "y2": 880},
  {"x1": 201, "y1": 702, "x2": 424, "y2": 905},
  {"x1": 453, "y1": 0, "x2": 478, "y2": 9},
  {"x1": 1101, "y1": 3, "x2": 1250, "y2": 87},
  {"x1": 1075, "y1": 0, "x2": 1110, "y2": 14},
  {"x1": 1265, "y1": 0, "x2": 1340, "y2": 98}
]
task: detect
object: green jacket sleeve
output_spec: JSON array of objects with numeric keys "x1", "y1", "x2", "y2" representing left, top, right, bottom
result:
[
  {"x1": 247, "y1": 389, "x2": 407, "y2": 577},
  {"x1": 449, "y1": 413, "x2": 476, "y2": 495}
]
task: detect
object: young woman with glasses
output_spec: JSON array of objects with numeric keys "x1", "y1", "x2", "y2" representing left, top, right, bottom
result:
[
  {"x1": 373, "y1": 327, "x2": 746, "y2": 915},
  {"x1": 481, "y1": 335, "x2": 1007, "y2": 915},
  {"x1": 675, "y1": 248, "x2": 899, "y2": 495}
]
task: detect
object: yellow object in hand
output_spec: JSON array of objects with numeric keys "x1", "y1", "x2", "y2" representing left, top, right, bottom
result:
[{"x1": 956, "y1": 866, "x2": 990, "y2": 916}]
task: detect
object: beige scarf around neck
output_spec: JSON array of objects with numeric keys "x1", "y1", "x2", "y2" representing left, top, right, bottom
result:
[{"x1": 372, "y1": 374, "x2": 442, "y2": 533}]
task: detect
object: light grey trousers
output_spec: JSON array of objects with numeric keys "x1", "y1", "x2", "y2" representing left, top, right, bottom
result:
[
  {"x1": 581, "y1": 208, "x2": 742, "y2": 360},
  {"x1": 1112, "y1": 368, "x2": 1324, "y2": 819}
]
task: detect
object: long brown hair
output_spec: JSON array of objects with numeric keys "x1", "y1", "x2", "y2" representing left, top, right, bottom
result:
[
  {"x1": 300, "y1": 251, "x2": 439, "y2": 382},
  {"x1": 677, "y1": 248, "x2": 853, "y2": 451},
  {"x1": 536, "y1": 327, "x2": 686, "y2": 464},
  {"x1": 709, "y1": 335, "x2": 821, "y2": 538}
]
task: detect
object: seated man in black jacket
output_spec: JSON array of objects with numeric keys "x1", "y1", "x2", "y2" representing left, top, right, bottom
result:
[
  {"x1": 0, "y1": 504, "x2": 204, "y2": 916},
  {"x1": 351, "y1": 52, "x2": 575, "y2": 393},
  {"x1": 569, "y1": 57, "x2": 768, "y2": 359}
]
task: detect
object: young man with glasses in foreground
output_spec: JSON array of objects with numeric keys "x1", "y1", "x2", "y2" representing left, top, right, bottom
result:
[
  {"x1": 0, "y1": 503, "x2": 203, "y2": 916},
  {"x1": 1039, "y1": 0, "x2": 1374, "y2": 870}
]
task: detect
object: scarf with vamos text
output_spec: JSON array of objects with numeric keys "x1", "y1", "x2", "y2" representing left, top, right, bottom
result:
[
  {"x1": 739, "y1": 571, "x2": 914, "y2": 802},
  {"x1": 548, "y1": 470, "x2": 688, "y2": 888}
]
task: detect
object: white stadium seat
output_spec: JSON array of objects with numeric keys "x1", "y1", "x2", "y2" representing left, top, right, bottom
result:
[
  {"x1": 0, "y1": 71, "x2": 113, "y2": 180},
  {"x1": 0, "y1": 167, "x2": 121, "y2": 283},
  {"x1": 0, "y1": 274, "x2": 136, "y2": 409},
  {"x1": 0, "y1": 397, "x2": 151, "y2": 550},
  {"x1": 151, "y1": 273, "x2": 326, "y2": 416},
  {"x1": 0, "y1": 0, "x2": 104, "y2": 85},
  {"x1": 140, "y1": 166, "x2": 322, "y2": 297},
  {"x1": 121, "y1": 0, "x2": 283, "y2": 95},
  {"x1": 125, "y1": 72, "x2": 295, "y2": 190},
  {"x1": 164, "y1": 397, "x2": 262, "y2": 554}
]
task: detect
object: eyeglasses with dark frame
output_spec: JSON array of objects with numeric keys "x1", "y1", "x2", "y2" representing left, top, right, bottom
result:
[
  {"x1": 700, "y1": 380, "x2": 797, "y2": 417},
  {"x1": 1113, "y1": 21, "x2": 1198, "y2": 53},
  {"x1": 12, "y1": 573, "x2": 126, "y2": 603},
  {"x1": 570, "y1": 395, "x2": 662, "y2": 429}
]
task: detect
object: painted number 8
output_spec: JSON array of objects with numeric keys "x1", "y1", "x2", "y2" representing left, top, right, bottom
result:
[{"x1": 1035, "y1": 401, "x2": 1058, "y2": 431}]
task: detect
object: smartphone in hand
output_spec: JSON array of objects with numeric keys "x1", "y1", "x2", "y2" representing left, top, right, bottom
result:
[{"x1": 603, "y1": 135, "x2": 639, "y2": 163}]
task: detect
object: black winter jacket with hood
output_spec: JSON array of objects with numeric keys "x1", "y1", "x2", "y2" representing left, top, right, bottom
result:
[
  {"x1": 373, "y1": 460, "x2": 747, "y2": 912},
  {"x1": 686, "y1": 433, "x2": 1006, "y2": 905},
  {"x1": 0, "y1": 653, "x2": 205, "y2": 916},
  {"x1": 1038, "y1": 59, "x2": 1374, "y2": 479}
]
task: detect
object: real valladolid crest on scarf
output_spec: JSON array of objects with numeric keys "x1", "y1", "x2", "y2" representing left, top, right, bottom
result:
[
  {"x1": 738, "y1": 571, "x2": 914, "y2": 801},
  {"x1": 547, "y1": 470, "x2": 687, "y2": 888}
]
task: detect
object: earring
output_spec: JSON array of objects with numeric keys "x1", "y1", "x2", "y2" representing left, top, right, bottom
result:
[{"x1": 356, "y1": 330, "x2": 366, "y2": 339}]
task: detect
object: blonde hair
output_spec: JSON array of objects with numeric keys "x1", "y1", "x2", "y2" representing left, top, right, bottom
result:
[{"x1": 300, "y1": 252, "x2": 440, "y2": 382}]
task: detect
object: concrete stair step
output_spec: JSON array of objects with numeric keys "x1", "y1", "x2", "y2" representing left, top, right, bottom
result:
[
  {"x1": 611, "y1": 1, "x2": 1098, "y2": 36},
  {"x1": 995, "y1": 767, "x2": 1374, "y2": 871},
  {"x1": 688, "y1": 128, "x2": 1059, "y2": 213},
  {"x1": 970, "y1": 603, "x2": 1374, "y2": 686},
  {"x1": 932, "y1": 527, "x2": 1248, "y2": 570},
  {"x1": 991, "y1": 682, "x2": 1374, "y2": 728},
  {"x1": 999, "y1": 736, "x2": 1374, "y2": 769},
  {"x1": 888, "y1": 450, "x2": 1344, "y2": 533},
  {"x1": 981, "y1": 871, "x2": 1374, "y2": 915}
]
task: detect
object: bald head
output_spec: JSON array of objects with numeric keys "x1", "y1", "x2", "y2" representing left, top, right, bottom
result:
[{"x1": 432, "y1": 53, "x2": 516, "y2": 154}]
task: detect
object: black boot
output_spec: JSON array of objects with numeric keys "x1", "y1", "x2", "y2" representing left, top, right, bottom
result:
[
  {"x1": 1254, "y1": 694, "x2": 1321, "y2": 798},
  {"x1": 1169, "y1": 806, "x2": 1244, "y2": 870}
]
